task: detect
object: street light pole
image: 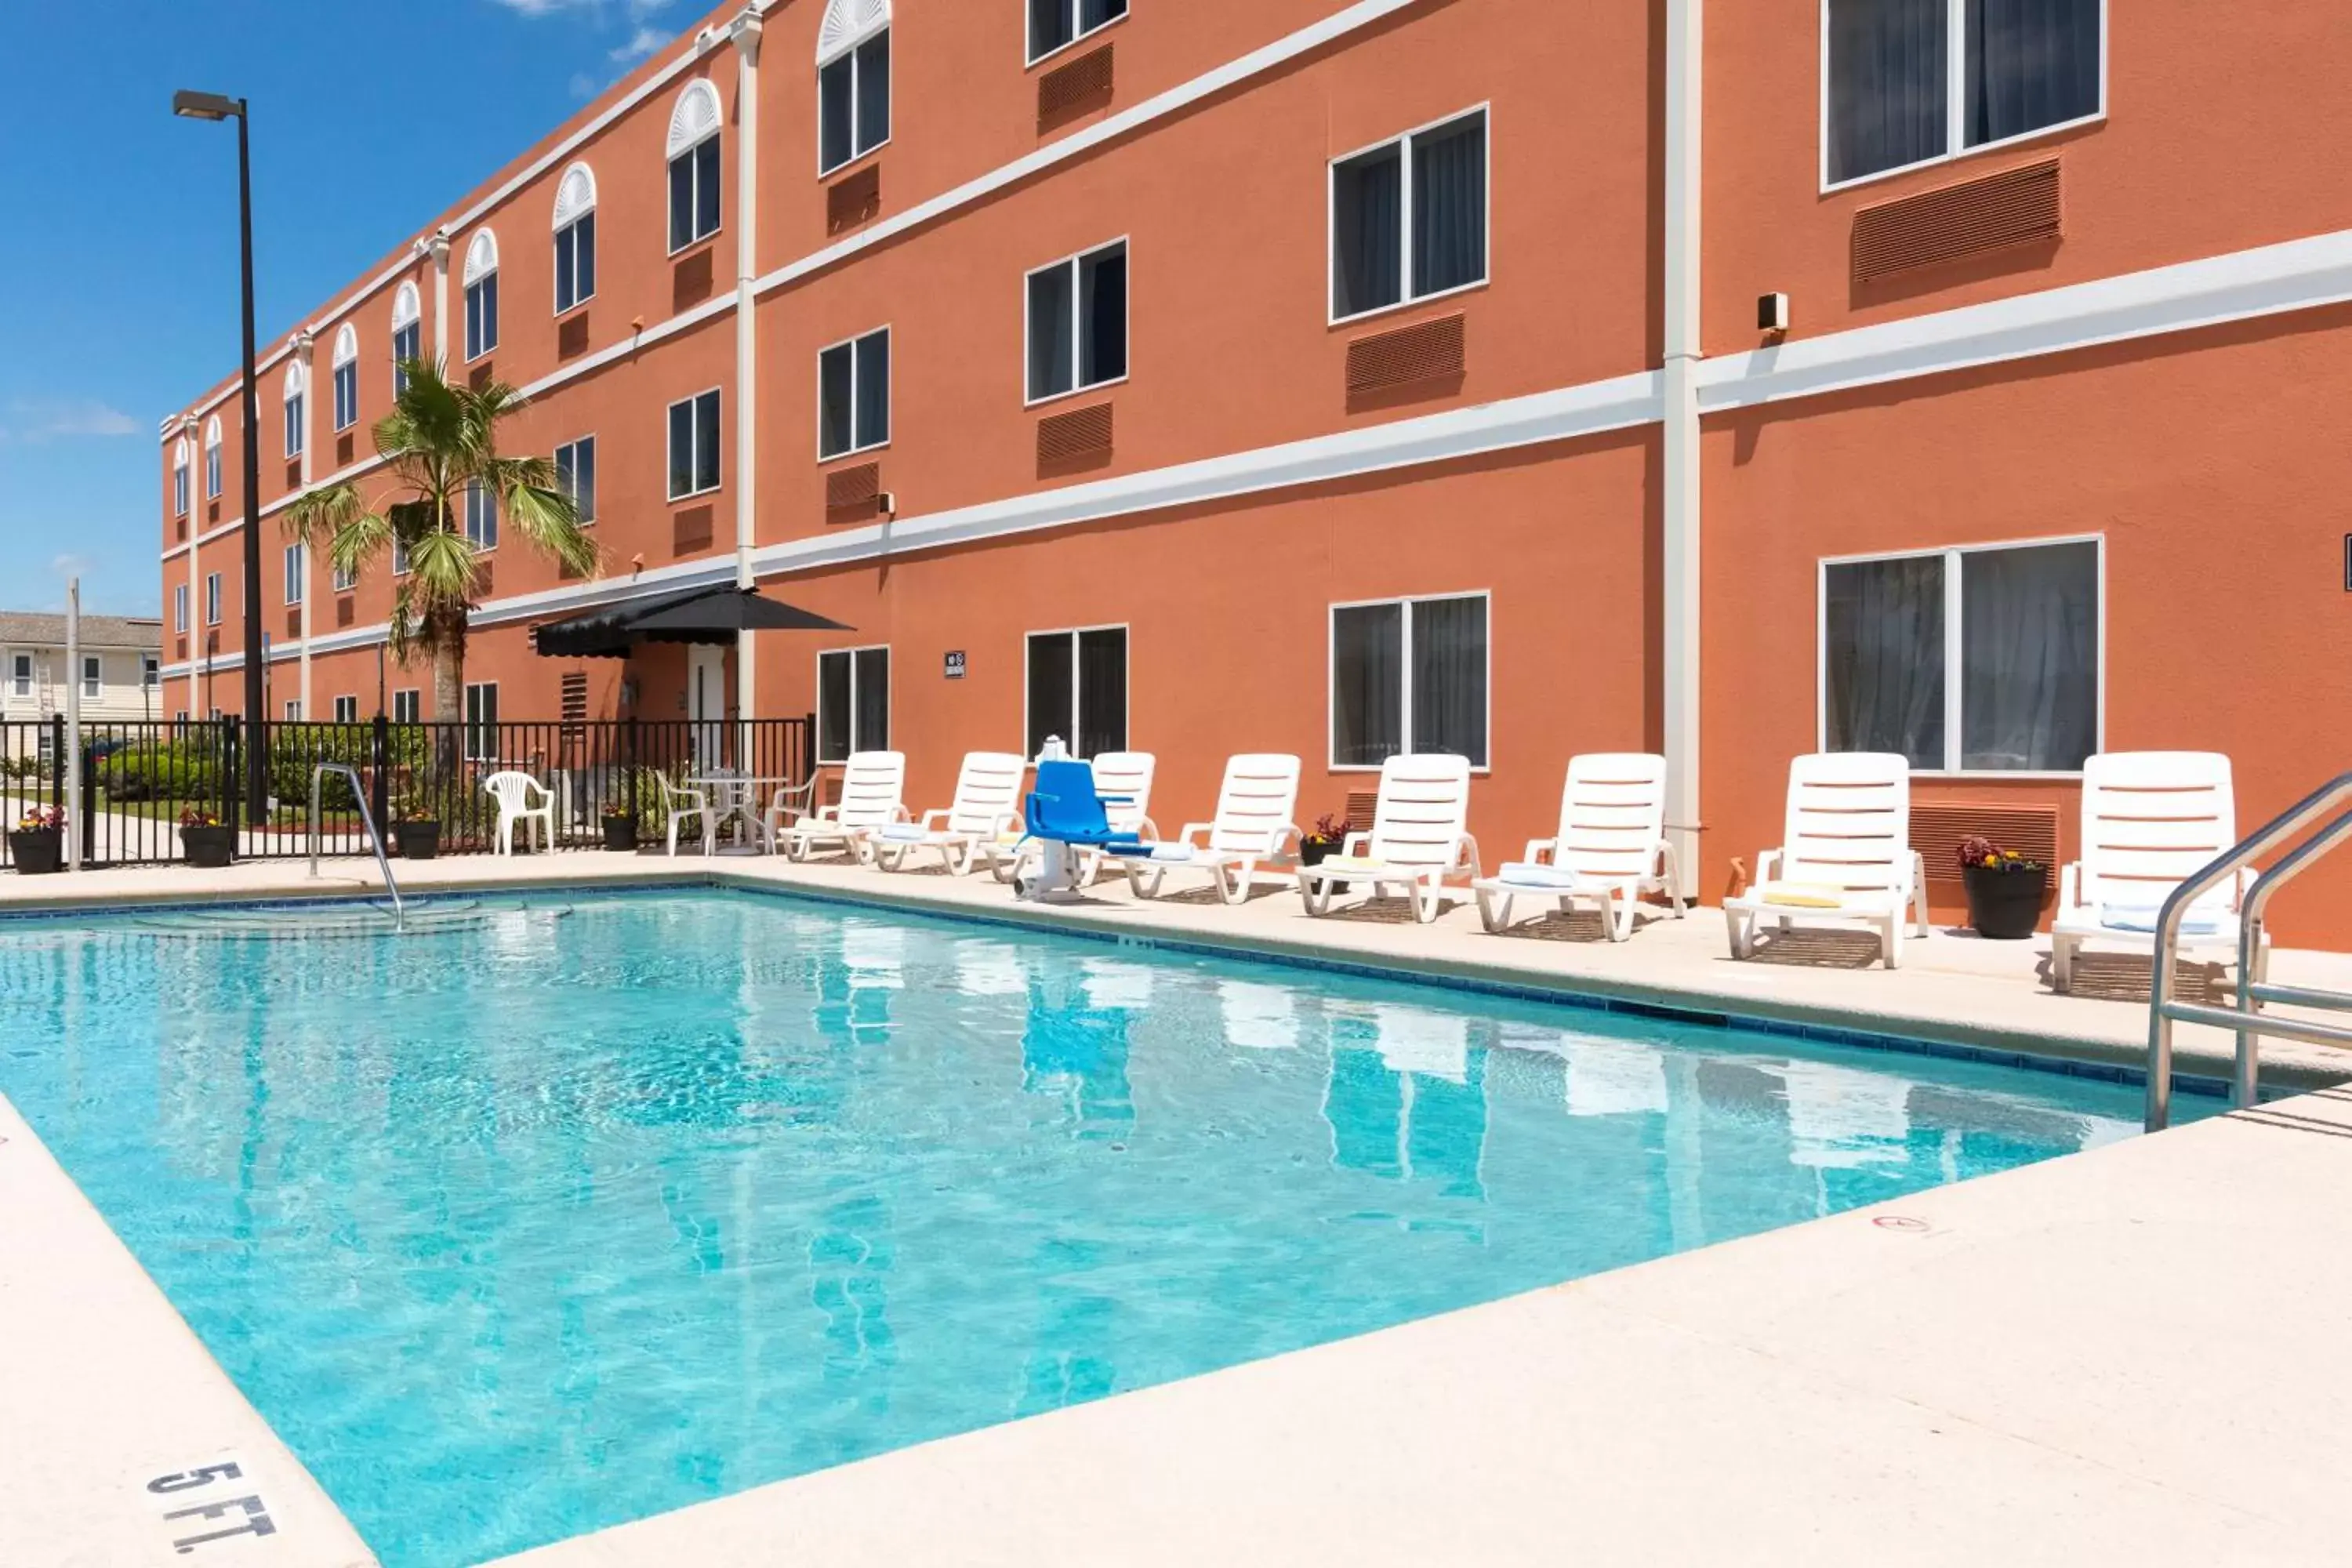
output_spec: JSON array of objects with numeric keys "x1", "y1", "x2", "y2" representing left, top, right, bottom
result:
[{"x1": 176, "y1": 89, "x2": 268, "y2": 823}]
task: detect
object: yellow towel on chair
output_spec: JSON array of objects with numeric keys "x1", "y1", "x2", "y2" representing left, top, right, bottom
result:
[
  {"x1": 1760, "y1": 882, "x2": 1848, "y2": 909},
  {"x1": 1319, "y1": 855, "x2": 1387, "y2": 875}
]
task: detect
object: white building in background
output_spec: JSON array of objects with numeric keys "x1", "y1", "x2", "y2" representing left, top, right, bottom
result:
[{"x1": 0, "y1": 613, "x2": 165, "y2": 745}]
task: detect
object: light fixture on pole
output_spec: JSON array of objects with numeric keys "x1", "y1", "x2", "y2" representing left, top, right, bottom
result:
[{"x1": 174, "y1": 87, "x2": 268, "y2": 824}]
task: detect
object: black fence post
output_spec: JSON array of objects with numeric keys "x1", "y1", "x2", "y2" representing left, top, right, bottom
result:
[
  {"x1": 78, "y1": 739, "x2": 96, "y2": 866},
  {"x1": 626, "y1": 717, "x2": 641, "y2": 828},
  {"x1": 48, "y1": 714, "x2": 64, "y2": 815},
  {"x1": 803, "y1": 711, "x2": 816, "y2": 789},
  {"x1": 371, "y1": 713, "x2": 391, "y2": 843},
  {"x1": 223, "y1": 717, "x2": 242, "y2": 845}
]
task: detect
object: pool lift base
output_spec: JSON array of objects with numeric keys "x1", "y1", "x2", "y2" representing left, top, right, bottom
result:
[{"x1": 309, "y1": 763, "x2": 405, "y2": 933}]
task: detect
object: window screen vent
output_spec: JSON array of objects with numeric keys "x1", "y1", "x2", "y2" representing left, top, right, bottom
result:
[
  {"x1": 561, "y1": 670, "x2": 590, "y2": 724},
  {"x1": 1038, "y1": 43, "x2": 1114, "y2": 132},
  {"x1": 826, "y1": 460, "x2": 883, "y2": 521},
  {"x1": 1911, "y1": 803, "x2": 2060, "y2": 885},
  {"x1": 1036, "y1": 401, "x2": 1113, "y2": 475},
  {"x1": 557, "y1": 314, "x2": 590, "y2": 361},
  {"x1": 335, "y1": 597, "x2": 355, "y2": 629},
  {"x1": 1853, "y1": 158, "x2": 2062, "y2": 285},
  {"x1": 1345, "y1": 312, "x2": 1466, "y2": 400},
  {"x1": 826, "y1": 165, "x2": 882, "y2": 235},
  {"x1": 285, "y1": 608, "x2": 303, "y2": 640},
  {"x1": 673, "y1": 503, "x2": 715, "y2": 555},
  {"x1": 672, "y1": 247, "x2": 715, "y2": 312},
  {"x1": 1344, "y1": 789, "x2": 1380, "y2": 833}
]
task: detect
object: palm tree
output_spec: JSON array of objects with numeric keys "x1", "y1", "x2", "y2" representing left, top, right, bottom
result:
[{"x1": 284, "y1": 358, "x2": 597, "y2": 739}]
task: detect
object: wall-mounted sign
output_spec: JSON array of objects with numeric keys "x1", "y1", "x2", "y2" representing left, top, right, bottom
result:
[{"x1": 944, "y1": 650, "x2": 967, "y2": 680}]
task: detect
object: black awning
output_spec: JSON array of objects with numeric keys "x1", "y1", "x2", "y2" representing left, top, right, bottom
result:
[{"x1": 532, "y1": 585, "x2": 852, "y2": 659}]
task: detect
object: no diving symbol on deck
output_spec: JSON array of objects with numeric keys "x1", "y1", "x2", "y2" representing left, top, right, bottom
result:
[{"x1": 1873, "y1": 1215, "x2": 1931, "y2": 1232}]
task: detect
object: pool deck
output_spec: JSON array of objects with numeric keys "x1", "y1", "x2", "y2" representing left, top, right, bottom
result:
[{"x1": 4, "y1": 851, "x2": 2350, "y2": 1566}]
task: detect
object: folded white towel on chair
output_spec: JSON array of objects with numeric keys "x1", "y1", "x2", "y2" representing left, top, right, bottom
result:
[{"x1": 1495, "y1": 862, "x2": 1581, "y2": 890}]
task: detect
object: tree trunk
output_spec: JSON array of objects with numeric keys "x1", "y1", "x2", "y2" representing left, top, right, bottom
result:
[{"x1": 430, "y1": 608, "x2": 466, "y2": 801}]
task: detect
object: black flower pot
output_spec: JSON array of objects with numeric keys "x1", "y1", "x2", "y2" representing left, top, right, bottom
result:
[
  {"x1": 9, "y1": 828, "x2": 63, "y2": 876},
  {"x1": 602, "y1": 817, "x2": 639, "y2": 852},
  {"x1": 1300, "y1": 838, "x2": 1339, "y2": 868},
  {"x1": 394, "y1": 821, "x2": 442, "y2": 861},
  {"x1": 180, "y1": 823, "x2": 234, "y2": 869},
  {"x1": 1962, "y1": 862, "x2": 2049, "y2": 940}
]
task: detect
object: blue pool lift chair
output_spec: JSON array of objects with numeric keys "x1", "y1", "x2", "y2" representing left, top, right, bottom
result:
[{"x1": 1015, "y1": 759, "x2": 1150, "y2": 899}]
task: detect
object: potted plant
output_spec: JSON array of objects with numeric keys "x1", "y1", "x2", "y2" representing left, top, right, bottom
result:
[
  {"x1": 1299, "y1": 813, "x2": 1348, "y2": 868},
  {"x1": 180, "y1": 808, "x2": 234, "y2": 869},
  {"x1": 1957, "y1": 834, "x2": 2049, "y2": 940},
  {"x1": 394, "y1": 808, "x2": 442, "y2": 862},
  {"x1": 9, "y1": 805, "x2": 65, "y2": 876},
  {"x1": 601, "y1": 808, "x2": 640, "y2": 852}
]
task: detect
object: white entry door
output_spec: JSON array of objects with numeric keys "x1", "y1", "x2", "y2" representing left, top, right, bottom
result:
[{"x1": 688, "y1": 646, "x2": 728, "y2": 771}]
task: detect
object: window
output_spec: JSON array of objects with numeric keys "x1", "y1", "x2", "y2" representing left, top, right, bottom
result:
[
  {"x1": 464, "y1": 480, "x2": 499, "y2": 550},
  {"x1": 817, "y1": 21, "x2": 890, "y2": 176},
  {"x1": 282, "y1": 361, "x2": 307, "y2": 459},
  {"x1": 668, "y1": 389, "x2": 722, "y2": 499},
  {"x1": 394, "y1": 536, "x2": 410, "y2": 576},
  {"x1": 1329, "y1": 593, "x2": 1489, "y2": 768},
  {"x1": 391, "y1": 281, "x2": 422, "y2": 395},
  {"x1": 172, "y1": 437, "x2": 191, "y2": 517},
  {"x1": 283, "y1": 542, "x2": 305, "y2": 606},
  {"x1": 393, "y1": 689, "x2": 421, "y2": 724},
  {"x1": 284, "y1": 699, "x2": 303, "y2": 721},
  {"x1": 1825, "y1": 0, "x2": 2104, "y2": 187},
  {"x1": 554, "y1": 162, "x2": 598, "y2": 314},
  {"x1": 174, "y1": 583, "x2": 190, "y2": 633},
  {"x1": 1822, "y1": 537, "x2": 2100, "y2": 773},
  {"x1": 1025, "y1": 626, "x2": 1127, "y2": 759},
  {"x1": 1025, "y1": 240, "x2": 1127, "y2": 404},
  {"x1": 332, "y1": 558, "x2": 357, "y2": 593},
  {"x1": 816, "y1": 645, "x2": 891, "y2": 763},
  {"x1": 9, "y1": 654, "x2": 29, "y2": 698},
  {"x1": 332, "y1": 323, "x2": 360, "y2": 432},
  {"x1": 464, "y1": 682, "x2": 500, "y2": 760},
  {"x1": 666, "y1": 81, "x2": 723, "y2": 252},
  {"x1": 556, "y1": 437, "x2": 597, "y2": 524},
  {"x1": 818, "y1": 328, "x2": 891, "y2": 459},
  {"x1": 143, "y1": 655, "x2": 158, "y2": 691},
  {"x1": 1331, "y1": 108, "x2": 1488, "y2": 322},
  {"x1": 1029, "y1": 0, "x2": 1125, "y2": 64},
  {"x1": 205, "y1": 572, "x2": 223, "y2": 626},
  {"x1": 463, "y1": 229, "x2": 499, "y2": 361},
  {"x1": 204, "y1": 416, "x2": 223, "y2": 498},
  {"x1": 79, "y1": 655, "x2": 100, "y2": 699},
  {"x1": 333, "y1": 695, "x2": 360, "y2": 724}
]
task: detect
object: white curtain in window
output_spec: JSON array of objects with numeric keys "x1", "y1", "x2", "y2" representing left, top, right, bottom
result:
[
  {"x1": 1965, "y1": 0, "x2": 2101, "y2": 147},
  {"x1": 1410, "y1": 596, "x2": 1486, "y2": 764},
  {"x1": 1960, "y1": 542, "x2": 2097, "y2": 771},
  {"x1": 1332, "y1": 146, "x2": 1402, "y2": 318},
  {"x1": 1411, "y1": 114, "x2": 1486, "y2": 297},
  {"x1": 1824, "y1": 554, "x2": 1945, "y2": 767},
  {"x1": 1828, "y1": 0, "x2": 1947, "y2": 183},
  {"x1": 1332, "y1": 604, "x2": 1403, "y2": 766}
]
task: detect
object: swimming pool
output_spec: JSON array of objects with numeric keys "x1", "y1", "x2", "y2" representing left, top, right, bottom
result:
[{"x1": 0, "y1": 889, "x2": 2165, "y2": 1566}]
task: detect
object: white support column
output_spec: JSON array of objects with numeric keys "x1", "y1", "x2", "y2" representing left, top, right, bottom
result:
[
  {"x1": 181, "y1": 416, "x2": 202, "y2": 723},
  {"x1": 729, "y1": 9, "x2": 765, "y2": 739},
  {"x1": 293, "y1": 329, "x2": 316, "y2": 719},
  {"x1": 1661, "y1": 0, "x2": 1704, "y2": 892},
  {"x1": 428, "y1": 228, "x2": 452, "y2": 368}
]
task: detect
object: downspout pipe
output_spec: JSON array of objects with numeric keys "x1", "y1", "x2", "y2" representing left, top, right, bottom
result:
[
  {"x1": 1661, "y1": 0, "x2": 1704, "y2": 894},
  {"x1": 729, "y1": 9, "x2": 765, "y2": 752}
]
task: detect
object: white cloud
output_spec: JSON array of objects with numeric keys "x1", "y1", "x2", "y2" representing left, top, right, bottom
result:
[
  {"x1": 568, "y1": 71, "x2": 601, "y2": 98},
  {"x1": 609, "y1": 25, "x2": 668, "y2": 61},
  {"x1": 1, "y1": 399, "x2": 140, "y2": 441}
]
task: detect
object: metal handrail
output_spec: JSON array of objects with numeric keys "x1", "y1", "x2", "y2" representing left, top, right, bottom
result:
[
  {"x1": 2146, "y1": 771, "x2": 2352, "y2": 1131},
  {"x1": 309, "y1": 763, "x2": 404, "y2": 932}
]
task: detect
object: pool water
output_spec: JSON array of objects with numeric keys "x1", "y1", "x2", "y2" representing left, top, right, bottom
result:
[{"x1": 1, "y1": 891, "x2": 2156, "y2": 1566}]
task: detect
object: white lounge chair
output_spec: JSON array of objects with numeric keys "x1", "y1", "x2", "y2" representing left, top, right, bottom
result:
[
  {"x1": 871, "y1": 752, "x2": 1028, "y2": 875},
  {"x1": 1723, "y1": 752, "x2": 1928, "y2": 968},
  {"x1": 775, "y1": 751, "x2": 907, "y2": 862},
  {"x1": 1125, "y1": 753, "x2": 1303, "y2": 906},
  {"x1": 1473, "y1": 752, "x2": 1682, "y2": 940},
  {"x1": 2051, "y1": 751, "x2": 2262, "y2": 993},
  {"x1": 654, "y1": 771, "x2": 713, "y2": 857},
  {"x1": 987, "y1": 751, "x2": 1159, "y2": 886},
  {"x1": 1297, "y1": 754, "x2": 1479, "y2": 924},
  {"x1": 483, "y1": 770, "x2": 555, "y2": 856}
]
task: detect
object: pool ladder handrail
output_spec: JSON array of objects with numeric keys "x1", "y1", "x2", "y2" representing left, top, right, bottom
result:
[
  {"x1": 2145, "y1": 768, "x2": 2352, "y2": 1131},
  {"x1": 308, "y1": 763, "x2": 405, "y2": 933}
]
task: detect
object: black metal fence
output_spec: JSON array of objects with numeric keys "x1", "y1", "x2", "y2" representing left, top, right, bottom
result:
[{"x1": 2, "y1": 716, "x2": 813, "y2": 870}]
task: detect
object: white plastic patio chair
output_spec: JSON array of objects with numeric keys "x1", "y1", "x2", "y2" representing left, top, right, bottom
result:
[
  {"x1": 654, "y1": 771, "x2": 713, "y2": 857},
  {"x1": 775, "y1": 751, "x2": 908, "y2": 862},
  {"x1": 871, "y1": 752, "x2": 1028, "y2": 875},
  {"x1": 1473, "y1": 753, "x2": 1682, "y2": 940},
  {"x1": 482, "y1": 770, "x2": 556, "y2": 857},
  {"x1": 1722, "y1": 752, "x2": 1928, "y2": 968},
  {"x1": 989, "y1": 751, "x2": 1160, "y2": 886},
  {"x1": 1124, "y1": 753, "x2": 1302, "y2": 906},
  {"x1": 2051, "y1": 751, "x2": 2261, "y2": 993},
  {"x1": 1296, "y1": 754, "x2": 1480, "y2": 924}
]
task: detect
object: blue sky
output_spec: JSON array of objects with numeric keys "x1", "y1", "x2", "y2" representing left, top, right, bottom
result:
[{"x1": 0, "y1": 0, "x2": 696, "y2": 618}]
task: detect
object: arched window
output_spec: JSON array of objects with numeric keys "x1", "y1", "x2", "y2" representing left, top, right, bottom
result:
[
  {"x1": 203, "y1": 415, "x2": 223, "y2": 499},
  {"x1": 171, "y1": 435, "x2": 191, "y2": 518},
  {"x1": 390, "y1": 281, "x2": 422, "y2": 394},
  {"x1": 553, "y1": 162, "x2": 598, "y2": 314},
  {"x1": 817, "y1": 0, "x2": 890, "y2": 176},
  {"x1": 666, "y1": 79, "x2": 723, "y2": 252},
  {"x1": 281, "y1": 358, "x2": 307, "y2": 459},
  {"x1": 331, "y1": 324, "x2": 361, "y2": 433},
  {"x1": 463, "y1": 230, "x2": 499, "y2": 361}
]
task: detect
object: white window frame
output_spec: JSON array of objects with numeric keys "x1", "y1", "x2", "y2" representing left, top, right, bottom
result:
[
  {"x1": 332, "y1": 323, "x2": 361, "y2": 433},
  {"x1": 815, "y1": 643, "x2": 892, "y2": 764},
  {"x1": 282, "y1": 363, "x2": 307, "y2": 459},
  {"x1": 1814, "y1": 532, "x2": 2106, "y2": 779},
  {"x1": 284, "y1": 699, "x2": 303, "y2": 721},
  {"x1": 816, "y1": 24, "x2": 892, "y2": 177},
  {"x1": 464, "y1": 480, "x2": 499, "y2": 550},
  {"x1": 1022, "y1": 237, "x2": 1130, "y2": 408},
  {"x1": 205, "y1": 572, "x2": 223, "y2": 627},
  {"x1": 666, "y1": 82, "x2": 724, "y2": 256},
  {"x1": 172, "y1": 443, "x2": 191, "y2": 517},
  {"x1": 816, "y1": 325, "x2": 892, "y2": 461},
  {"x1": 464, "y1": 681, "x2": 501, "y2": 760},
  {"x1": 463, "y1": 230, "x2": 500, "y2": 362},
  {"x1": 1324, "y1": 590, "x2": 1494, "y2": 773},
  {"x1": 333, "y1": 695, "x2": 361, "y2": 724},
  {"x1": 204, "y1": 419, "x2": 223, "y2": 499},
  {"x1": 553, "y1": 161, "x2": 598, "y2": 315},
  {"x1": 667, "y1": 387, "x2": 724, "y2": 502},
  {"x1": 143, "y1": 655, "x2": 159, "y2": 691},
  {"x1": 555, "y1": 435, "x2": 597, "y2": 524},
  {"x1": 1022, "y1": 622, "x2": 1129, "y2": 760},
  {"x1": 174, "y1": 584, "x2": 191, "y2": 633},
  {"x1": 1027, "y1": 0, "x2": 1128, "y2": 67},
  {"x1": 9, "y1": 653, "x2": 30, "y2": 699},
  {"x1": 393, "y1": 688, "x2": 421, "y2": 724},
  {"x1": 1327, "y1": 103, "x2": 1494, "y2": 328},
  {"x1": 1818, "y1": 0, "x2": 2110, "y2": 194},
  {"x1": 390, "y1": 282, "x2": 421, "y2": 397},
  {"x1": 81, "y1": 655, "x2": 101, "y2": 699},
  {"x1": 283, "y1": 542, "x2": 305, "y2": 607},
  {"x1": 332, "y1": 558, "x2": 357, "y2": 593}
]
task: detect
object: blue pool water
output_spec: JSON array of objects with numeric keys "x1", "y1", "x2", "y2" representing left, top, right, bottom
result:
[{"x1": 1, "y1": 891, "x2": 2161, "y2": 1566}]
